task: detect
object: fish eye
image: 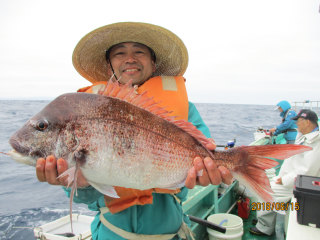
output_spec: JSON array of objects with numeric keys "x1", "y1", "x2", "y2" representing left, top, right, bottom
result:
[{"x1": 36, "y1": 120, "x2": 48, "y2": 131}]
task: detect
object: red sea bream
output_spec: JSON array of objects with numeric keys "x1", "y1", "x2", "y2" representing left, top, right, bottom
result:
[{"x1": 9, "y1": 80, "x2": 311, "y2": 214}]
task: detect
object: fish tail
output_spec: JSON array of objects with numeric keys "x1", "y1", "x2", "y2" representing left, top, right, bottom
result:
[{"x1": 229, "y1": 144, "x2": 312, "y2": 202}]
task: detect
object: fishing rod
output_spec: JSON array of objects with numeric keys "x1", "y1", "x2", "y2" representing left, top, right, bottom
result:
[{"x1": 0, "y1": 151, "x2": 9, "y2": 155}]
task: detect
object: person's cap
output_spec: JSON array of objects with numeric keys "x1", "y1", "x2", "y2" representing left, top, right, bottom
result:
[
  {"x1": 72, "y1": 22, "x2": 189, "y2": 83},
  {"x1": 274, "y1": 105, "x2": 280, "y2": 110},
  {"x1": 291, "y1": 109, "x2": 318, "y2": 122}
]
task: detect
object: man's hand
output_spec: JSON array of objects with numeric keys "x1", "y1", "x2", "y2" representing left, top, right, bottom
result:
[
  {"x1": 275, "y1": 176, "x2": 283, "y2": 185},
  {"x1": 36, "y1": 156, "x2": 89, "y2": 187},
  {"x1": 185, "y1": 139, "x2": 234, "y2": 189},
  {"x1": 269, "y1": 128, "x2": 276, "y2": 134}
]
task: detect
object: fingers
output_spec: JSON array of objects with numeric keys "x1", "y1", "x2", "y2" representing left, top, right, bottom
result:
[
  {"x1": 36, "y1": 156, "x2": 66, "y2": 186},
  {"x1": 205, "y1": 138, "x2": 216, "y2": 151},
  {"x1": 56, "y1": 158, "x2": 69, "y2": 186},
  {"x1": 44, "y1": 156, "x2": 61, "y2": 185},
  {"x1": 185, "y1": 167, "x2": 197, "y2": 189},
  {"x1": 203, "y1": 157, "x2": 222, "y2": 185},
  {"x1": 36, "y1": 156, "x2": 90, "y2": 188},
  {"x1": 217, "y1": 166, "x2": 234, "y2": 185},
  {"x1": 269, "y1": 128, "x2": 276, "y2": 134},
  {"x1": 193, "y1": 157, "x2": 211, "y2": 186},
  {"x1": 186, "y1": 156, "x2": 234, "y2": 189},
  {"x1": 36, "y1": 158, "x2": 46, "y2": 182},
  {"x1": 36, "y1": 156, "x2": 60, "y2": 184}
]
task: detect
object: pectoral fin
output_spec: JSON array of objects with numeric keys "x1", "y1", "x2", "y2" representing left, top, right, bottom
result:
[
  {"x1": 58, "y1": 166, "x2": 76, "y2": 188},
  {"x1": 87, "y1": 180, "x2": 120, "y2": 198}
]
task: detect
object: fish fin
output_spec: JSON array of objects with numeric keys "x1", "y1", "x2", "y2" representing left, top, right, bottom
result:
[
  {"x1": 232, "y1": 172, "x2": 275, "y2": 203},
  {"x1": 96, "y1": 79, "x2": 212, "y2": 147},
  {"x1": 227, "y1": 144, "x2": 312, "y2": 202},
  {"x1": 57, "y1": 166, "x2": 76, "y2": 188},
  {"x1": 99, "y1": 78, "x2": 115, "y2": 96},
  {"x1": 87, "y1": 181, "x2": 120, "y2": 198},
  {"x1": 240, "y1": 144, "x2": 312, "y2": 160}
]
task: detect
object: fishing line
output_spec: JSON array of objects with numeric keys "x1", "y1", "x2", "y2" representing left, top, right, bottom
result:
[{"x1": 232, "y1": 129, "x2": 257, "y2": 140}]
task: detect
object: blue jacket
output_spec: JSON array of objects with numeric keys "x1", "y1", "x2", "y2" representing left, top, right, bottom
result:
[
  {"x1": 63, "y1": 101, "x2": 211, "y2": 240},
  {"x1": 274, "y1": 101, "x2": 298, "y2": 141}
]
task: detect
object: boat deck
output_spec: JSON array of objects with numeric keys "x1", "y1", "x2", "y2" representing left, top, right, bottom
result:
[{"x1": 242, "y1": 209, "x2": 285, "y2": 240}]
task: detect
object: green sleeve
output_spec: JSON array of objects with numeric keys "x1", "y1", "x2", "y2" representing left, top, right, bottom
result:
[
  {"x1": 188, "y1": 101, "x2": 211, "y2": 138},
  {"x1": 62, "y1": 186, "x2": 102, "y2": 205}
]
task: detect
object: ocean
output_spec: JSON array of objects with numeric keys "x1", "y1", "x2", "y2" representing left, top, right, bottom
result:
[{"x1": 0, "y1": 100, "x2": 282, "y2": 239}]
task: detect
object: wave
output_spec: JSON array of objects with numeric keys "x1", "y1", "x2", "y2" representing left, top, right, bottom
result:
[{"x1": 0, "y1": 207, "x2": 96, "y2": 240}]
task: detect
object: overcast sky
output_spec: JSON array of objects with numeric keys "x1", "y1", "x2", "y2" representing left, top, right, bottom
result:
[{"x1": 0, "y1": 0, "x2": 319, "y2": 105}]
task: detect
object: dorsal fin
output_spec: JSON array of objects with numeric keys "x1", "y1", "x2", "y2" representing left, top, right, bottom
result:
[{"x1": 97, "y1": 80, "x2": 211, "y2": 146}]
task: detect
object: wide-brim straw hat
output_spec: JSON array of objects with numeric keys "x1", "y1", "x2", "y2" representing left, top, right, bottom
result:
[{"x1": 72, "y1": 22, "x2": 189, "y2": 84}]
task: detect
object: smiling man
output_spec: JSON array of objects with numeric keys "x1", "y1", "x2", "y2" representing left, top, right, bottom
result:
[
  {"x1": 106, "y1": 42, "x2": 156, "y2": 85},
  {"x1": 36, "y1": 22, "x2": 233, "y2": 240}
]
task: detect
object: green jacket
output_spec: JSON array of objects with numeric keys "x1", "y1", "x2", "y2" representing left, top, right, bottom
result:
[{"x1": 63, "y1": 102, "x2": 211, "y2": 240}]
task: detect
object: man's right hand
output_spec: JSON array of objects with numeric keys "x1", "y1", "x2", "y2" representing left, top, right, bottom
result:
[
  {"x1": 269, "y1": 128, "x2": 276, "y2": 134},
  {"x1": 36, "y1": 156, "x2": 90, "y2": 187}
]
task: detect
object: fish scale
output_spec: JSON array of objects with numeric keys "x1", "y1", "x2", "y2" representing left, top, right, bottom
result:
[{"x1": 79, "y1": 113, "x2": 200, "y2": 189}]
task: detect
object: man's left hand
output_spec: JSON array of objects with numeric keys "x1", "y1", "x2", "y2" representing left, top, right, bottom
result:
[
  {"x1": 185, "y1": 139, "x2": 234, "y2": 189},
  {"x1": 275, "y1": 177, "x2": 283, "y2": 185}
]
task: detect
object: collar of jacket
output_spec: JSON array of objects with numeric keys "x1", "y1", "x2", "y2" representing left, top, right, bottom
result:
[{"x1": 296, "y1": 130, "x2": 320, "y2": 144}]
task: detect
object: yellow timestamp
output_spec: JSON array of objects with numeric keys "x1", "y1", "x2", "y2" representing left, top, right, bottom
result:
[{"x1": 251, "y1": 202, "x2": 300, "y2": 211}]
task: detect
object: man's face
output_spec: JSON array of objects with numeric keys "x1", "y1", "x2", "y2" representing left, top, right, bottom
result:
[
  {"x1": 296, "y1": 118, "x2": 307, "y2": 134},
  {"x1": 107, "y1": 42, "x2": 156, "y2": 85}
]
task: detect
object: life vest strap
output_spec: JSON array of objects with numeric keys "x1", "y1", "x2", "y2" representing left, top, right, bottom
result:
[{"x1": 99, "y1": 204, "x2": 194, "y2": 240}]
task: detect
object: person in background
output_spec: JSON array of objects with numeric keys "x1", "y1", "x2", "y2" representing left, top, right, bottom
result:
[
  {"x1": 269, "y1": 100, "x2": 298, "y2": 144},
  {"x1": 250, "y1": 109, "x2": 320, "y2": 236},
  {"x1": 35, "y1": 22, "x2": 233, "y2": 240}
]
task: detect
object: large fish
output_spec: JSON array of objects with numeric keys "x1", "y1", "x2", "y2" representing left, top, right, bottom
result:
[{"x1": 8, "y1": 80, "x2": 311, "y2": 229}]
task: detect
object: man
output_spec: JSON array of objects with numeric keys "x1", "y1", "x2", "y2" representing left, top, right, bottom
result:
[
  {"x1": 36, "y1": 22, "x2": 233, "y2": 239},
  {"x1": 269, "y1": 101, "x2": 298, "y2": 144},
  {"x1": 250, "y1": 109, "x2": 320, "y2": 236}
]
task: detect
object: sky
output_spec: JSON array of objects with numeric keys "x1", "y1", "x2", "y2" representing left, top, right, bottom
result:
[{"x1": 0, "y1": 0, "x2": 319, "y2": 105}]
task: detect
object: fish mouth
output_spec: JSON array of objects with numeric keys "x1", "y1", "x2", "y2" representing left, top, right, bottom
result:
[
  {"x1": 8, "y1": 149, "x2": 37, "y2": 167},
  {"x1": 9, "y1": 137, "x2": 30, "y2": 156}
]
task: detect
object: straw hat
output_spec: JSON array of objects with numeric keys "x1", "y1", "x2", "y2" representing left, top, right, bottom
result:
[{"x1": 72, "y1": 22, "x2": 188, "y2": 83}]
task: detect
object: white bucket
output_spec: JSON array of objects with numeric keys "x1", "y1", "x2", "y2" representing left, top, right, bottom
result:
[
  {"x1": 207, "y1": 214, "x2": 243, "y2": 240},
  {"x1": 34, "y1": 214, "x2": 94, "y2": 240}
]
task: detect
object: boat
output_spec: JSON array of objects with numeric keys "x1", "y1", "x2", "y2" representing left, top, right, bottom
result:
[{"x1": 34, "y1": 101, "x2": 320, "y2": 240}]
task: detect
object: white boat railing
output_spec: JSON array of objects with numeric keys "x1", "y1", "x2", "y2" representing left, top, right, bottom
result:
[{"x1": 292, "y1": 100, "x2": 320, "y2": 116}]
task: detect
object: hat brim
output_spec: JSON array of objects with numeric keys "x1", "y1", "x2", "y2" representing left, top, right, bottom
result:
[
  {"x1": 290, "y1": 116, "x2": 300, "y2": 120},
  {"x1": 72, "y1": 22, "x2": 188, "y2": 83},
  {"x1": 274, "y1": 106, "x2": 280, "y2": 110}
]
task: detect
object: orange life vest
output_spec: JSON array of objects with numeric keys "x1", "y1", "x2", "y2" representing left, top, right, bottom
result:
[{"x1": 77, "y1": 76, "x2": 189, "y2": 213}]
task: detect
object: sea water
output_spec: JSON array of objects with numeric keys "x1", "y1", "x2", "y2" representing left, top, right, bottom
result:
[{"x1": 0, "y1": 100, "x2": 282, "y2": 239}]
